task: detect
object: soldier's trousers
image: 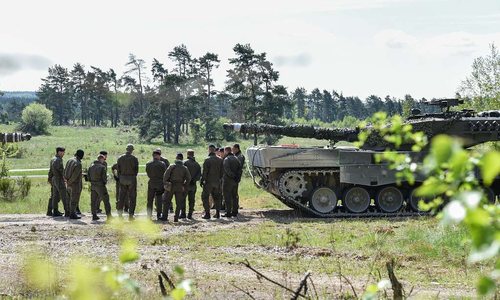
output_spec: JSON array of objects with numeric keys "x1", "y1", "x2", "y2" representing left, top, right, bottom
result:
[
  {"x1": 47, "y1": 185, "x2": 57, "y2": 213},
  {"x1": 233, "y1": 182, "x2": 240, "y2": 216},
  {"x1": 91, "y1": 184, "x2": 111, "y2": 216},
  {"x1": 67, "y1": 183, "x2": 82, "y2": 215},
  {"x1": 118, "y1": 177, "x2": 137, "y2": 216},
  {"x1": 183, "y1": 184, "x2": 197, "y2": 215},
  {"x1": 163, "y1": 190, "x2": 184, "y2": 218},
  {"x1": 222, "y1": 179, "x2": 238, "y2": 216},
  {"x1": 51, "y1": 178, "x2": 68, "y2": 214},
  {"x1": 147, "y1": 185, "x2": 164, "y2": 218},
  {"x1": 201, "y1": 184, "x2": 222, "y2": 213}
]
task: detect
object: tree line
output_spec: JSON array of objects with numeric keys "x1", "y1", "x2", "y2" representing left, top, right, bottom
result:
[{"x1": 6, "y1": 42, "x2": 496, "y2": 144}]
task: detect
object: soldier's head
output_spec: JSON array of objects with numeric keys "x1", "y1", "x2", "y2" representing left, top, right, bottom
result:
[
  {"x1": 187, "y1": 149, "x2": 194, "y2": 158},
  {"x1": 152, "y1": 150, "x2": 161, "y2": 160},
  {"x1": 97, "y1": 154, "x2": 105, "y2": 163},
  {"x1": 218, "y1": 148, "x2": 224, "y2": 157},
  {"x1": 99, "y1": 150, "x2": 108, "y2": 160},
  {"x1": 208, "y1": 144, "x2": 216, "y2": 154},
  {"x1": 224, "y1": 146, "x2": 232, "y2": 157},
  {"x1": 232, "y1": 143, "x2": 240, "y2": 154},
  {"x1": 176, "y1": 152, "x2": 183, "y2": 161},
  {"x1": 126, "y1": 144, "x2": 134, "y2": 153},
  {"x1": 155, "y1": 148, "x2": 162, "y2": 155},
  {"x1": 56, "y1": 146, "x2": 65, "y2": 157},
  {"x1": 75, "y1": 149, "x2": 84, "y2": 160}
]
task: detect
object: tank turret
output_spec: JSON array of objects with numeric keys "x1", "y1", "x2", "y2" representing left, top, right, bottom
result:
[
  {"x1": 223, "y1": 99, "x2": 500, "y2": 218},
  {"x1": 0, "y1": 132, "x2": 31, "y2": 144}
]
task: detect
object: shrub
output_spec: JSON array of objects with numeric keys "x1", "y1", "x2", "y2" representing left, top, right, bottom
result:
[{"x1": 18, "y1": 103, "x2": 53, "y2": 135}]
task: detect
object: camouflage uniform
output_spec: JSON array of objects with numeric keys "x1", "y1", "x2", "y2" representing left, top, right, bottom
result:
[
  {"x1": 117, "y1": 151, "x2": 139, "y2": 217},
  {"x1": 233, "y1": 150, "x2": 245, "y2": 216},
  {"x1": 162, "y1": 160, "x2": 191, "y2": 221},
  {"x1": 88, "y1": 160, "x2": 111, "y2": 217},
  {"x1": 222, "y1": 153, "x2": 242, "y2": 217},
  {"x1": 146, "y1": 158, "x2": 167, "y2": 219},
  {"x1": 49, "y1": 154, "x2": 69, "y2": 215},
  {"x1": 64, "y1": 157, "x2": 83, "y2": 216},
  {"x1": 201, "y1": 153, "x2": 223, "y2": 217},
  {"x1": 183, "y1": 156, "x2": 201, "y2": 218},
  {"x1": 159, "y1": 155, "x2": 172, "y2": 211}
]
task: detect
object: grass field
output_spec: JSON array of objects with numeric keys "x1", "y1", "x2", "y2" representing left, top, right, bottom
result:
[{"x1": 0, "y1": 124, "x2": 491, "y2": 298}]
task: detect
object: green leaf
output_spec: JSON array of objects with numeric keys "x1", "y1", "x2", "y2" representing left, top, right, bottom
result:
[
  {"x1": 477, "y1": 276, "x2": 496, "y2": 295},
  {"x1": 120, "y1": 239, "x2": 139, "y2": 263},
  {"x1": 480, "y1": 151, "x2": 500, "y2": 186},
  {"x1": 171, "y1": 288, "x2": 187, "y2": 300},
  {"x1": 430, "y1": 135, "x2": 454, "y2": 165}
]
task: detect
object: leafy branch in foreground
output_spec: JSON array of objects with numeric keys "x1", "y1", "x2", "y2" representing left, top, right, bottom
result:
[{"x1": 359, "y1": 112, "x2": 499, "y2": 296}]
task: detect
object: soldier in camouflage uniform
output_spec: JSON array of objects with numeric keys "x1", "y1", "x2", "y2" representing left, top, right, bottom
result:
[
  {"x1": 222, "y1": 146, "x2": 242, "y2": 218},
  {"x1": 64, "y1": 149, "x2": 84, "y2": 219},
  {"x1": 111, "y1": 162, "x2": 127, "y2": 212},
  {"x1": 200, "y1": 145, "x2": 223, "y2": 219},
  {"x1": 46, "y1": 170, "x2": 62, "y2": 216},
  {"x1": 117, "y1": 144, "x2": 139, "y2": 220},
  {"x1": 183, "y1": 149, "x2": 201, "y2": 219},
  {"x1": 156, "y1": 148, "x2": 173, "y2": 213},
  {"x1": 88, "y1": 154, "x2": 112, "y2": 221},
  {"x1": 162, "y1": 153, "x2": 191, "y2": 222},
  {"x1": 49, "y1": 147, "x2": 69, "y2": 217},
  {"x1": 146, "y1": 150, "x2": 167, "y2": 220},
  {"x1": 95, "y1": 150, "x2": 108, "y2": 214},
  {"x1": 232, "y1": 144, "x2": 245, "y2": 217}
]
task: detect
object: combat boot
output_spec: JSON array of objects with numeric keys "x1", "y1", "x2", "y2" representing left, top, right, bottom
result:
[
  {"x1": 64, "y1": 212, "x2": 70, "y2": 218},
  {"x1": 187, "y1": 212, "x2": 193, "y2": 220},
  {"x1": 202, "y1": 210, "x2": 210, "y2": 219},
  {"x1": 92, "y1": 214, "x2": 100, "y2": 221},
  {"x1": 46, "y1": 210, "x2": 53, "y2": 217},
  {"x1": 173, "y1": 216, "x2": 179, "y2": 223},
  {"x1": 213, "y1": 210, "x2": 220, "y2": 219},
  {"x1": 53, "y1": 211, "x2": 63, "y2": 217},
  {"x1": 179, "y1": 212, "x2": 186, "y2": 219},
  {"x1": 69, "y1": 213, "x2": 81, "y2": 220}
]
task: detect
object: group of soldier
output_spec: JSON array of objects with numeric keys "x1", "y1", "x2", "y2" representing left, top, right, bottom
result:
[{"x1": 47, "y1": 143, "x2": 245, "y2": 223}]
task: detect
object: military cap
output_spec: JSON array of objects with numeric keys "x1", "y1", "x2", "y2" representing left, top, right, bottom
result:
[
  {"x1": 99, "y1": 150, "x2": 108, "y2": 156},
  {"x1": 126, "y1": 144, "x2": 134, "y2": 151},
  {"x1": 56, "y1": 146, "x2": 65, "y2": 152},
  {"x1": 208, "y1": 144, "x2": 216, "y2": 149},
  {"x1": 176, "y1": 152, "x2": 183, "y2": 160},
  {"x1": 75, "y1": 149, "x2": 84, "y2": 159},
  {"x1": 153, "y1": 150, "x2": 161, "y2": 155},
  {"x1": 233, "y1": 143, "x2": 240, "y2": 149},
  {"x1": 155, "y1": 148, "x2": 162, "y2": 154}
]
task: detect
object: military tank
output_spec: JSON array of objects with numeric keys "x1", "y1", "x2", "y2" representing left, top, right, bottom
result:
[{"x1": 224, "y1": 99, "x2": 500, "y2": 217}]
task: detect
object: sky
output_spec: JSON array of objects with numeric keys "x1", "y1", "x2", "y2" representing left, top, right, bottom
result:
[{"x1": 1, "y1": 0, "x2": 499, "y2": 99}]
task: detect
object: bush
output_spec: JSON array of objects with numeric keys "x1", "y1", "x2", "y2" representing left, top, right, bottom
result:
[
  {"x1": 0, "y1": 177, "x2": 31, "y2": 202},
  {"x1": 18, "y1": 103, "x2": 53, "y2": 135}
]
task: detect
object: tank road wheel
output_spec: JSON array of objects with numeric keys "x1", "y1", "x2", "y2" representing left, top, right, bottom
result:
[
  {"x1": 409, "y1": 189, "x2": 431, "y2": 212},
  {"x1": 278, "y1": 171, "x2": 307, "y2": 200},
  {"x1": 376, "y1": 186, "x2": 404, "y2": 213},
  {"x1": 310, "y1": 187, "x2": 337, "y2": 213},
  {"x1": 343, "y1": 187, "x2": 371, "y2": 213}
]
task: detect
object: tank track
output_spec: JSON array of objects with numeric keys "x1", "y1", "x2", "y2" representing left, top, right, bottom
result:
[{"x1": 276, "y1": 169, "x2": 430, "y2": 218}]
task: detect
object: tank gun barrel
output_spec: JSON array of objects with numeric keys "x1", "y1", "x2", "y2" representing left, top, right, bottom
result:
[
  {"x1": 0, "y1": 132, "x2": 31, "y2": 143},
  {"x1": 223, "y1": 123, "x2": 359, "y2": 142}
]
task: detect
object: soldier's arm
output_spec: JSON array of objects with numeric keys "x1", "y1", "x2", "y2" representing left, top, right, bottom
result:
[
  {"x1": 101, "y1": 166, "x2": 107, "y2": 185},
  {"x1": 223, "y1": 159, "x2": 236, "y2": 179},
  {"x1": 87, "y1": 166, "x2": 93, "y2": 182},
  {"x1": 145, "y1": 162, "x2": 151, "y2": 177},
  {"x1": 184, "y1": 167, "x2": 192, "y2": 185},
  {"x1": 55, "y1": 159, "x2": 64, "y2": 178},
  {"x1": 201, "y1": 160, "x2": 208, "y2": 184},
  {"x1": 163, "y1": 166, "x2": 172, "y2": 184},
  {"x1": 134, "y1": 157, "x2": 139, "y2": 175},
  {"x1": 193, "y1": 164, "x2": 202, "y2": 182}
]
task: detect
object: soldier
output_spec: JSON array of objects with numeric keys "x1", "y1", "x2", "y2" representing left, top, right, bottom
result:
[
  {"x1": 46, "y1": 169, "x2": 62, "y2": 216},
  {"x1": 95, "y1": 150, "x2": 108, "y2": 214},
  {"x1": 117, "y1": 144, "x2": 139, "y2": 221},
  {"x1": 156, "y1": 148, "x2": 173, "y2": 213},
  {"x1": 232, "y1": 143, "x2": 245, "y2": 217},
  {"x1": 64, "y1": 149, "x2": 84, "y2": 219},
  {"x1": 111, "y1": 162, "x2": 127, "y2": 212},
  {"x1": 146, "y1": 150, "x2": 167, "y2": 220},
  {"x1": 183, "y1": 149, "x2": 201, "y2": 219},
  {"x1": 49, "y1": 147, "x2": 70, "y2": 217},
  {"x1": 200, "y1": 144, "x2": 223, "y2": 219},
  {"x1": 162, "y1": 153, "x2": 191, "y2": 222},
  {"x1": 88, "y1": 154, "x2": 112, "y2": 221},
  {"x1": 222, "y1": 146, "x2": 242, "y2": 218}
]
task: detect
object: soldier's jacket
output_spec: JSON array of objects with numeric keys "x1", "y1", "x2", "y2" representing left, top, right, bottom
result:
[
  {"x1": 163, "y1": 160, "x2": 191, "y2": 192},
  {"x1": 235, "y1": 151, "x2": 245, "y2": 170},
  {"x1": 223, "y1": 153, "x2": 242, "y2": 182},
  {"x1": 184, "y1": 157, "x2": 201, "y2": 186},
  {"x1": 111, "y1": 163, "x2": 119, "y2": 181},
  {"x1": 64, "y1": 157, "x2": 83, "y2": 187},
  {"x1": 49, "y1": 155, "x2": 64, "y2": 181},
  {"x1": 117, "y1": 152, "x2": 139, "y2": 176},
  {"x1": 201, "y1": 153, "x2": 223, "y2": 187},
  {"x1": 160, "y1": 156, "x2": 170, "y2": 168},
  {"x1": 146, "y1": 159, "x2": 167, "y2": 189},
  {"x1": 88, "y1": 160, "x2": 107, "y2": 185}
]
